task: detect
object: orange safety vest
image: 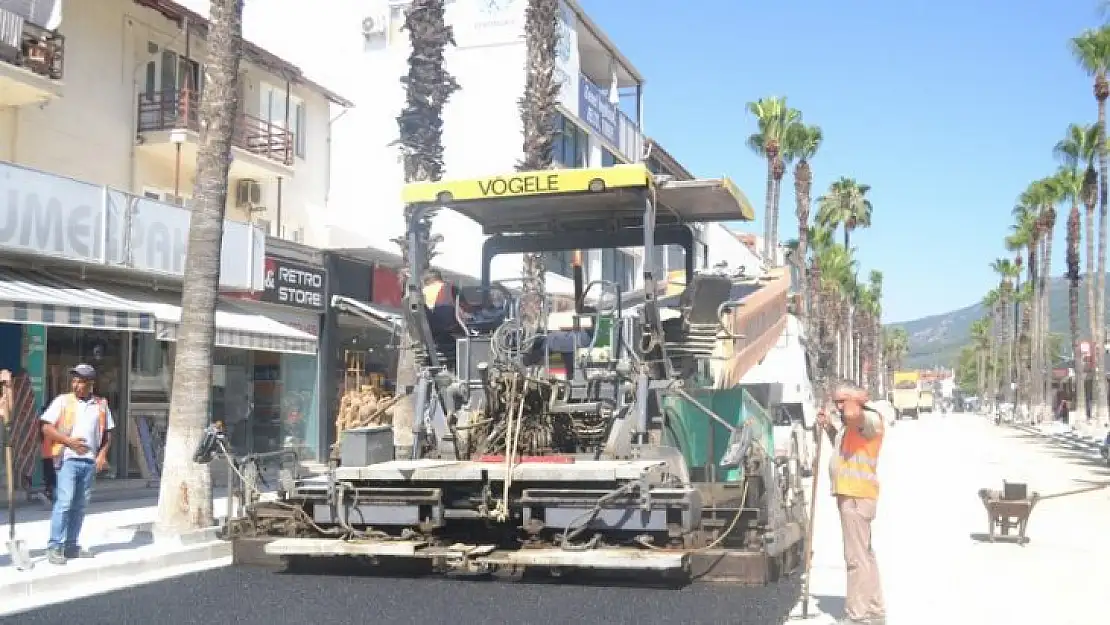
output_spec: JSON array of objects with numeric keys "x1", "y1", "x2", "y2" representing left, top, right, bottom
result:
[
  {"x1": 41, "y1": 393, "x2": 108, "y2": 463},
  {"x1": 423, "y1": 282, "x2": 454, "y2": 308},
  {"x1": 829, "y1": 421, "x2": 883, "y2": 499}
]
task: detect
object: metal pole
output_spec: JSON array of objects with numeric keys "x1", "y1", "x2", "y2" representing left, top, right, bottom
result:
[{"x1": 1011, "y1": 274, "x2": 1020, "y2": 417}]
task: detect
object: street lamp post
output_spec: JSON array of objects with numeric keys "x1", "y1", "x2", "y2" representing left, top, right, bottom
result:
[{"x1": 1011, "y1": 255, "x2": 1022, "y2": 421}]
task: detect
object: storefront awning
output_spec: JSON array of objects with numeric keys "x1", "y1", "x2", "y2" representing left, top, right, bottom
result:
[
  {"x1": 0, "y1": 269, "x2": 155, "y2": 332},
  {"x1": 331, "y1": 295, "x2": 401, "y2": 333},
  {"x1": 141, "y1": 296, "x2": 318, "y2": 355}
]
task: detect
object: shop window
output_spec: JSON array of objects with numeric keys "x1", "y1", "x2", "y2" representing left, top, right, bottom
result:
[{"x1": 46, "y1": 327, "x2": 126, "y2": 476}]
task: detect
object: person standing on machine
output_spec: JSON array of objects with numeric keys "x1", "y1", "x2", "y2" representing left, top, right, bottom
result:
[
  {"x1": 817, "y1": 384, "x2": 886, "y2": 625},
  {"x1": 40, "y1": 364, "x2": 115, "y2": 565}
]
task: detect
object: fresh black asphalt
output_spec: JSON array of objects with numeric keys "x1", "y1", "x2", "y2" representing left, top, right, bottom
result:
[{"x1": 8, "y1": 563, "x2": 813, "y2": 625}]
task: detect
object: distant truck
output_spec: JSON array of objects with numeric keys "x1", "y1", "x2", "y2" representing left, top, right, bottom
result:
[
  {"x1": 892, "y1": 370, "x2": 922, "y2": 420},
  {"x1": 918, "y1": 388, "x2": 934, "y2": 413}
]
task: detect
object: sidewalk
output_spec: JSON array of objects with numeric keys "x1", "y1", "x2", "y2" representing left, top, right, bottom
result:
[{"x1": 1, "y1": 494, "x2": 236, "y2": 617}]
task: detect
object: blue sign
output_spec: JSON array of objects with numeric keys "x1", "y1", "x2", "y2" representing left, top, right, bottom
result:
[{"x1": 578, "y1": 75, "x2": 620, "y2": 146}]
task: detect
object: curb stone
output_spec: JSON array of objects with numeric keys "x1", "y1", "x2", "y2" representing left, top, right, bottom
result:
[{"x1": 1, "y1": 537, "x2": 231, "y2": 600}]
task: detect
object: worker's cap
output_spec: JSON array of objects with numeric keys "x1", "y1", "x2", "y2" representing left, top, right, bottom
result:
[
  {"x1": 832, "y1": 385, "x2": 868, "y2": 403},
  {"x1": 68, "y1": 364, "x2": 97, "y2": 379}
]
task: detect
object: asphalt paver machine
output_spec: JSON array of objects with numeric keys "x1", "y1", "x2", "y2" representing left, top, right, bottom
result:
[{"x1": 227, "y1": 164, "x2": 807, "y2": 584}]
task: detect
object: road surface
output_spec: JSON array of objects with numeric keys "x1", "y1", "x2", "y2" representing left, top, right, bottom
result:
[{"x1": 11, "y1": 413, "x2": 1108, "y2": 625}]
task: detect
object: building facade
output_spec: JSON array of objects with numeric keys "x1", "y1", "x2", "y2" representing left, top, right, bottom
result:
[
  {"x1": 0, "y1": 0, "x2": 346, "y2": 487},
  {"x1": 0, "y1": 0, "x2": 351, "y2": 245},
  {"x1": 210, "y1": 0, "x2": 648, "y2": 289}
]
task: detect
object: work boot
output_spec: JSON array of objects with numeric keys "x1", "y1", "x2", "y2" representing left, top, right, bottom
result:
[
  {"x1": 46, "y1": 547, "x2": 66, "y2": 565},
  {"x1": 64, "y1": 545, "x2": 93, "y2": 559}
]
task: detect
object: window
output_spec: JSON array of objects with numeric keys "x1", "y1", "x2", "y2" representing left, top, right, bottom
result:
[
  {"x1": 601, "y1": 148, "x2": 618, "y2": 167},
  {"x1": 294, "y1": 101, "x2": 307, "y2": 158},
  {"x1": 552, "y1": 113, "x2": 587, "y2": 168},
  {"x1": 261, "y1": 83, "x2": 306, "y2": 159}
]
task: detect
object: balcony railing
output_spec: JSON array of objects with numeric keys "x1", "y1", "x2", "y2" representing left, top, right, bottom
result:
[
  {"x1": 136, "y1": 88, "x2": 294, "y2": 166},
  {"x1": 0, "y1": 8, "x2": 64, "y2": 80}
]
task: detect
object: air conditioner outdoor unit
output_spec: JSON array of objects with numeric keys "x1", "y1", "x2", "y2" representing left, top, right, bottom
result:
[
  {"x1": 235, "y1": 178, "x2": 262, "y2": 207},
  {"x1": 362, "y1": 14, "x2": 387, "y2": 38}
]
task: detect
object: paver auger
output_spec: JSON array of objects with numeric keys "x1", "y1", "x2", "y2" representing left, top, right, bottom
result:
[{"x1": 229, "y1": 164, "x2": 808, "y2": 584}]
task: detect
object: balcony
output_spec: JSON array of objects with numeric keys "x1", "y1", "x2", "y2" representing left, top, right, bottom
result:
[
  {"x1": 575, "y1": 73, "x2": 643, "y2": 163},
  {"x1": 0, "y1": 8, "x2": 64, "y2": 106},
  {"x1": 135, "y1": 88, "x2": 294, "y2": 181}
]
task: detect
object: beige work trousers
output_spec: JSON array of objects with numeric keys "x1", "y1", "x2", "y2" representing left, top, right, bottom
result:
[{"x1": 838, "y1": 496, "x2": 884, "y2": 621}]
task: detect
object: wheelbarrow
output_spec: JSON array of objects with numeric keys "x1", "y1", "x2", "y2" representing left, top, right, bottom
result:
[
  {"x1": 977, "y1": 480, "x2": 1109, "y2": 546},
  {"x1": 977, "y1": 482, "x2": 1039, "y2": 545}
]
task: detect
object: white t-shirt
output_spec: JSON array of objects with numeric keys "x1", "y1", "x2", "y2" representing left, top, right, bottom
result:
[{"x1": 40, "y1": 393, "x2": 116, "y2": 462}]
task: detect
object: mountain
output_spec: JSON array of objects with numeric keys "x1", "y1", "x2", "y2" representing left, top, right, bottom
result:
[{"x1": 885, "y1": 275, "x2": 1110, "y2": 369}]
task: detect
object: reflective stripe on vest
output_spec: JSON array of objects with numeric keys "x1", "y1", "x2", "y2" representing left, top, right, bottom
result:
[
  {"x1": 49, "y1": 394, "x2": 107, "y2": 462},
  {"x1": 830, "y1": 424, "x2": 882, "y2": 499}
]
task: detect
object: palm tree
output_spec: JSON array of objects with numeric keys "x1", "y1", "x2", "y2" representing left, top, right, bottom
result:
[
  {"x1": 1071, "y1": 26, "x2": 1110, "y2": 423},
  {"x1": 155, "y1": 0, "x2": 244, "y2": 534},
  {"x1": 882, "y1": 326, "x2": 910, "y2": 384},
  {"x1": 746, "y1": 97, "x2": 800, "y2": 264},
  {"x1": 990, "y1": 257, "x2": 1020, "y2": 410},
  {"x1": 969, "y1": 318, "x2": 992, "y2": 400},
  {"x1": 1054, "y1": 123, "x2": 1099, "y2": 420},
  {"x1": 815, "y1": 177, "x2": 874, "y2": 250},
  {"x1": 392, "y1": 0, "x2": 461, "y2": 455},
  {"x1": 982, "y1": 288, "x2": 1002, "y2": 405},
  {"x1": 1032, "y1": 177, "x2": 1064, "y2": 420},
  {"x1": 516, "y1": 0, "x2": 561, "y2": 330},
  {"x1": 786, "y1": 122, "x2": 823, "y2": 322},
  {"x1": 1007, "y1": 204, "x2": 1040, "y2": 418}
]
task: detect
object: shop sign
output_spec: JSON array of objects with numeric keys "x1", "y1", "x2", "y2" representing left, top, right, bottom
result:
[
  {"x1": 453, "y1": 0, "x2": 525, "y2": 48},
  {"x1": 578, "y1": 74, "x2": 620, "y2": 146},
  {"x1": 261, "y1": 256, "x2": 327, "y2": 311},
  {"x1": 0, "y1": 161, "x2": 263, "y2": 290}
]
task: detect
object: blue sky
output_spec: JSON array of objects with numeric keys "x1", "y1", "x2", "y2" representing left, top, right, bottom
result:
[{"x1": 578, "y1": 0, "x2": 1106, "y2": 323}]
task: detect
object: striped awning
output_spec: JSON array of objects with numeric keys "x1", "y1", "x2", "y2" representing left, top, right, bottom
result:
[
  {"x1": 0, "y1": 269, "x2": 155, "y2": 332},
  {"x1": 138, "y1": 295, "x2": 318, "y2": 355}
]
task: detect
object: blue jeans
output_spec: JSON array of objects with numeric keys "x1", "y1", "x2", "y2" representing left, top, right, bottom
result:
[{"x1": 47, "y1": 458, "x2": 95, "y2": 550}]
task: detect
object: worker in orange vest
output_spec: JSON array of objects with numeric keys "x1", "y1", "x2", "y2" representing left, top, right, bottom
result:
[
  {"x1": 817, "y1": 384, "x2": 885, "y2": 625},
  {"x1": 39, "y1": 364, "x2": 115, "y2": 565}
]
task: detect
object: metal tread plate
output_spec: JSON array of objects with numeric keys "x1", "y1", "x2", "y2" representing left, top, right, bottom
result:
[{"x1": 330, "y1": 459, "x2": 670, "y2": 483}]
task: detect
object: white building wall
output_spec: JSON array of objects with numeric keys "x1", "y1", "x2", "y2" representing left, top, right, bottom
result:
[
  {"x1": 1, "y1": 0, "x2": 336, "y2": 246},
  {"x1": 203, "y1": 0, "x2": 642, "y2": 283}
]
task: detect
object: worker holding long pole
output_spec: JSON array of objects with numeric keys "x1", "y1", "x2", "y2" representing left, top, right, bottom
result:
[{"x1": 815, "y1": 384, "x2": 886, "y2": 625}]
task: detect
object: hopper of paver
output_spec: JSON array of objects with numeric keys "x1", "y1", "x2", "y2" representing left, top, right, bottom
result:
[{"x1": 662, "y1": 387, "x2": 774, "y2": 484}]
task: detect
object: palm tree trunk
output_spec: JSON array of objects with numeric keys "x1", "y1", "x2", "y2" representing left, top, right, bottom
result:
[
  {"x1": 1097, "y1": 81, "x2": 1110, "y2": 425},
  {"x1": 769, "y1": 162, "x2": 785, "y2": 266},
  {"x1": 1068, "y1": 201, "x2": 1085, "y2": 423},
  {"x1": 1085, "y1": 168, "x2": 1098, "y2": 422},
  {"x1": 517, "y1": 0, "x2": 561, "y2": 330},
  {"x1": 762, "y1": 158, "x2": 775, "y2": 262},
  {"x1": 393, "y1": 0, "x2": 461, "y2": 456},
  {"x1": 794, "y1": 160, "x2": 812, "y2": 322},
  {"x1": 154, "y1": 0, "x2": 244, "y2": 534},
  {"x1": 1040, "y1": 228, "x2": 1055, "y2": 421}
]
